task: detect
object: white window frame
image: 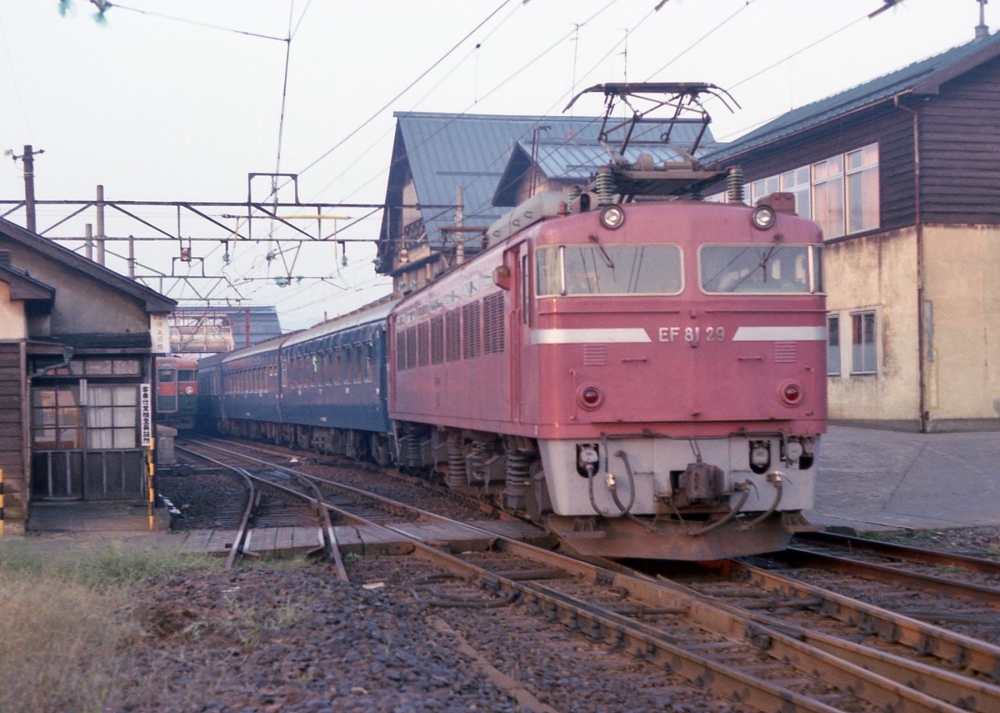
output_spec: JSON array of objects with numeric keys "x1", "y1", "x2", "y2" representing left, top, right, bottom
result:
[
  {"x1": 742, "y1": 143, "x2": 879, "y2": 240},
  {"x1": 850, "y1": 309, "x2": 879, "y2": 376}
]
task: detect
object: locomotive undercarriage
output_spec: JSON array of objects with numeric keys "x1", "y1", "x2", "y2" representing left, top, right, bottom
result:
[{"x1": 396, "y1": 421, "x2": 820, "y2": 560}]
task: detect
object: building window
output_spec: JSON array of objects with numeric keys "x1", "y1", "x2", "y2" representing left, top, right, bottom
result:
[
  {"x1": 88, "y1": 385, "x2": 138, "y2": 449},
  {"x1": 827, "y1": 314, "x2": 840, "y2": 376},
  {"x1": 846, "y1": 144, "x2": 879, "y2": 234},
  {"x1": 851, "y1": 311, "x2": 877, "y2": 375},
  {"x1": 750, "y1": 175, "x2": 779, "y2": 204},
  {"x1": 32, "y1": 387, "x2": 81, "y2": 449},
  {"x1": 780, "y1": 166, "x2": 811, "y2": 220},
  {"x1": 812, "y1": 155, "x2": 845, "y2": 240}
]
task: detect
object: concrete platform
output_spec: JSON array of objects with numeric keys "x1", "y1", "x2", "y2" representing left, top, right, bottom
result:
[{"x1": 807, "y1": 424, "x2": 1000, "y2": 532}]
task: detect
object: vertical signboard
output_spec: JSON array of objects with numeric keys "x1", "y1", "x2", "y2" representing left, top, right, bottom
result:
[
  {"x1": 150, "y1": 314, "x2": 170, "y2": 354},
  {"x1": 140, "y1": 383, "x2": 152, "y2": 447}
]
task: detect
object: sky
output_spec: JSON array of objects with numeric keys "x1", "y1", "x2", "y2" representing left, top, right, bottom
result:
[{"x1": 0, "y1": 0, "x2": 992, "y2": 330}]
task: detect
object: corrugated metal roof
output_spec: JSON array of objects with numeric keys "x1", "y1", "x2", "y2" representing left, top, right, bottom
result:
[
  {"x1": 393, "y1": 112, "x2": 714, "y2": 244},
  {"x1": 705, "y1": 32, "x2": 1000, "y2": 163}
]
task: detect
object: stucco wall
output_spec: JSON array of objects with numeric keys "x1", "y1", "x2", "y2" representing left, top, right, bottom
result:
[
  {"x1": 0, "y1": 281, "x2": 26, "y2": 339},
  {"x1": 922, "y1": 225, "x2": 1000, "y2": 424},
  {"x1": 0, "y1": 241, "x2": 148, "y2": 336},
  {"x1": 825, "y1": 227, "x2": 920, "y2": 422}
]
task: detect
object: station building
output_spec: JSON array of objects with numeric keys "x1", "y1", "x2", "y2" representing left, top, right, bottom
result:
[
  {"x1": 0, "y1": 217, "x2": 175, "y2": 533},
  {"x1": 704, "y1": 30, "x2": 1000, "y2": 432}
]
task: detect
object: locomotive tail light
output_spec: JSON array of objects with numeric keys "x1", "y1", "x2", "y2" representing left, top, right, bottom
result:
[
  {"x1": 751, "y1": 204, "x2": 777, "y2": 231},
  {"x1": 578, "y1": 385, "x2": 604, "y2": 410},
  {"x1": 599, "y1": 204, "x2": 625, "y2": 230},
  {"x1": 779, "y1": 380, "x2": 804, "y2": 407},
  {"x1": 749, "y1": 440, "x2": 771, "y2": 474}
]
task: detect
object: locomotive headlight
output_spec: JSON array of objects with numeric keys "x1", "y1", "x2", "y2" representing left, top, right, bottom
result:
[
  {"x1": 599, "y1": 204, "x2": 625, "y2": 230},
  {"x1": 750, "y1": 443, "x2": 770, "y2": 468},
  {"x1": 751, "y1": 204, "x2": 777, "y2": 231},
  {"x1": 785, "y1": 440, "x2": 804, "y2": 463}
]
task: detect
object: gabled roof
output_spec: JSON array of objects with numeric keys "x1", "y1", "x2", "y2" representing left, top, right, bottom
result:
[
  {"x1": 0, "y1": 262, "x2": 54, "y2": 302},
  {"x1": 0, "y1": 217, "x2": 175, "y2": 313},
  {"x1": 379, "y1": 112, "x2": 714, "y2": 247},
  {"x1": 705, "y1": 31, "x2": 1000, "y2": 163}
]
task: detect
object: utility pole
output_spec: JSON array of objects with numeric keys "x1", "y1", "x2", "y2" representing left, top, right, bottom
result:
[
  {"x1": 96, "y1": 184, "x2": 106, "y2": 266},
  {"x1": 8, "y1": 145, "x2": 45, "y2": 234}
]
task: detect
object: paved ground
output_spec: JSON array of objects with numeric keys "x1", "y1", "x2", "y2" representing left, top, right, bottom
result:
[
  {"x1": 806, "y1": 425, "x2": 1000, "y2": 531},
  {"x1": 17, "y1": 426, "x2": 1000, "y2": 537}
]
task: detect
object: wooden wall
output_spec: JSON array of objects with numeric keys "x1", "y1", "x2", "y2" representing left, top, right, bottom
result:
[
  {"x1": 0, "y1": 342, "x2": 25, "y2": 527},
  {"x1": 919, "y1": 57, "x2": 1000, "y2": 224}
]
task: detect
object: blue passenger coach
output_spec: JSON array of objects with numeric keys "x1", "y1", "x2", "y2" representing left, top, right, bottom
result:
[{"x1": 204, "y1": 299, "x2": 396, "y2": 465}]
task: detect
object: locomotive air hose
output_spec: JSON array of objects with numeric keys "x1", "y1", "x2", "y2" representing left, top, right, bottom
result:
[
  {"x1": 737, "y1": 471, "x2": 784, "y2": 531},
  {"x1": 685, "y1": 480, "x2": 752, "y2": 537}
]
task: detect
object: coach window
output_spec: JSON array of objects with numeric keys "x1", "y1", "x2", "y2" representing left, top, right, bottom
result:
[
  {"x1": 700, "y1": 245, "x2": 822, "y2": 294},
  {"x1": 365, "y1": 342, "x2": 374, "y2": 381},
  {"x1": 827, "y1": 315, "x2": 840, "y2": 376},
  {"x1": 851, "y1": 311, "x2": 877, "y2": 375},
  {"x1": 353, "y1": 344, "x2": 362, "y2": 383}
]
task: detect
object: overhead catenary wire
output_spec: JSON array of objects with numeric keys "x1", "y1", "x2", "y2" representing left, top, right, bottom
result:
[{"x1": 294, "y1": 0, "x2": 516, "y2": 182}]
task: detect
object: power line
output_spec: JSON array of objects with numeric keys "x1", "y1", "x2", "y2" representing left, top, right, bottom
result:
[
  {"x1": 110, "y1": 3, "x2": 287, "y2": 42},
  {"x1": 295, "y1": 0, "x2": 515, "y2": 180}
]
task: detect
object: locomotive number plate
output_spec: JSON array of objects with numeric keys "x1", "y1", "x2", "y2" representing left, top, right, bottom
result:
[{"x1": 659, "y1": 327, "x2": 725, "y2": 342}]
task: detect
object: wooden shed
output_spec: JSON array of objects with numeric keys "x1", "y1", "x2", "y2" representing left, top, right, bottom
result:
[{"x1": 0, "y1": 218, "x2": 175, "y2": 533}]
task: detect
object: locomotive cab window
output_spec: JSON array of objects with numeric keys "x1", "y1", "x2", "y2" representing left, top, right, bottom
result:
[
  {"x1": 699, "y1": 244, "x2": 823, "y2": 294},
  {"x1": 535, "y1": 245, "x2": 683, "y2": 296}
]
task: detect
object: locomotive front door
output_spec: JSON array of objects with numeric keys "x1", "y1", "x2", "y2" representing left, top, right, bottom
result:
[{"x1": 504, "y1": 244, "x2": 523, "y2": 423}]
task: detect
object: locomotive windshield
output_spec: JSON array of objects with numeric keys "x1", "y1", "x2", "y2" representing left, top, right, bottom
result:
[
  {"x1": 535, "y1": 245, "x2": 683, "y2": 296},
  {"x1": 699, "y1": 244, "x2": 823, "y2": 294}
]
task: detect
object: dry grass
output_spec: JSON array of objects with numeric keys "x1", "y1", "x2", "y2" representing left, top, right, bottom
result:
[{"x1": 0, "y1": 540, "x2": 219, "y2": 713}]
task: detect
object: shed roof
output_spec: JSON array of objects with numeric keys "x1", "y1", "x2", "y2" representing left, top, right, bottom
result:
[
  {"x1": 380, "y1": 112, "x2": 714, "y2": 245},
  {"x1": 0, "y1": 217, "x2": 176, "y2": 314},
  {"x1": 705, "y1": 31, "x2": 1000, "y2": 163},
  {"x1": 0, "y1": 262, "x2": 55, "y2": 302}
]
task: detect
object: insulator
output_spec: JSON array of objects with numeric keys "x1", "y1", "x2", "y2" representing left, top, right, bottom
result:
[
  {"x1": 726, "y1": 166, "x2": 745, "y2": 204},
  {"x1": 446, "y1": 431, "x2": 466, "y2": 489},
  {"x1": 568, "y1": 185, "x2": 582, "y2": 202},
  {"x1": 595, "y1": 166, "x2": 615, "y2": 206}
]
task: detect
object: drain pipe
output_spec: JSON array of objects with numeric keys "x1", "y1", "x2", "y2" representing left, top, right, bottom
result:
[{"x1": 895, "y1": 94, "x2": 927, "y2": 432}]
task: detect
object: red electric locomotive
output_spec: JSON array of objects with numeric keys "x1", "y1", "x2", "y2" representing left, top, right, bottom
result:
[
  {"x1": 156, "y1": 356, "x2": 200, "y2": 430},
  {"x1": 388, "y1": 85, "x2": 825, "y2": 559}
]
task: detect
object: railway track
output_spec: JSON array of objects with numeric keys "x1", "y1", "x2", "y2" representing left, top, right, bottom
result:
[{"x1": 171, "y1": 436, "x2": 1000, "y2": 713}]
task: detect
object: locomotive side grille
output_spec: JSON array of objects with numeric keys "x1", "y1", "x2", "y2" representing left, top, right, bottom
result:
[
  {"x1": 396, "y1": 332, "x2": 406, "y2": 371},
  {"x1": 430, "y1": 317, "x2": 445, "y2": 364},
  {"x1": 445, "y1": 309, "x2": 461, "y2": 362},
  {"x1": 774, "y1": 341, "x2": 797, "y2": 363},
  {"x1": 583, "y1": 344, "x2": 607, "y2": 365},
  {"x1": 418, "y1": 322, "x2": 430, "y2": 367},
  {"x1": 483, "y1": 292, "x2": 505, "y2": 355},
  {"x1": 463, "y1": 301, "x2": 482, "y2": 359},
  {"x1": 406, "y1": 328, "x2": 418, "y2": 369}
]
